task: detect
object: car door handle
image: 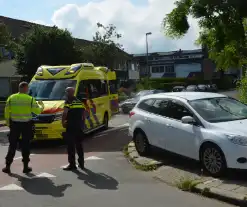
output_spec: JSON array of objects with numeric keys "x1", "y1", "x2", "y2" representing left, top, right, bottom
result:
[
  {"x1": 166, "y1": 124, "x2": 174, "y2": 128},
  {"x1": 144, "y1": 117, "x2": 151, "y2": 122}
]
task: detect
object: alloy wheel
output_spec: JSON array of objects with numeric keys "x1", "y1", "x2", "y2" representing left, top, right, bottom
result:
[{"x1": 203, "y1": 147, "x2": 223, "y2": 175}]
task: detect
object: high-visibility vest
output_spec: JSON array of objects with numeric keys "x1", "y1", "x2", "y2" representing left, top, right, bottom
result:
[{"x1": 4, "y1": 93, "x2": 42, "y2": 124}]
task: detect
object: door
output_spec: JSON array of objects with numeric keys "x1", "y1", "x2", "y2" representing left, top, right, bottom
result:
[
  {"x1": 87, "y1": 79, "x2": 109, "y2": 126},
  {"x1": 158, "y1": 100, "x2": 200, "y2": 159},
  {"x1": 108, "y1": 80, "x2": 119, "y2": 114}
]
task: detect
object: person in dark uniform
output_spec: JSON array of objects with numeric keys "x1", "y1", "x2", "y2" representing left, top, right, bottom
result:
[{"x1": 62, "y1": 87, "x2": 85, "y2": 171}]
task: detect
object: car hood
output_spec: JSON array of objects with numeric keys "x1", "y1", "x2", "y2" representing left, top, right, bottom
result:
[{"x1": 209, "y1": 119, "x2": 247, "y2": 136}]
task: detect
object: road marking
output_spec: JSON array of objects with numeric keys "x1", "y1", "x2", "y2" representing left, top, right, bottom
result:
[
  {"x1": 85, "y1": 156, "x2": 103, "y2": 160},
  {"x1": 14, "y1": 154, "x2": 35, "y2": 160},
  {"x1": 60, "y1": 164, "x2": 79, "y2": 169},
  {"x1": 36, "y1": 172, "x2": 56, "y2": 178},
  {"x1": 0, "y1": 184, "x2": 24, "y2": 191},
  {"x1": 0, "y1": 129, "x2": 9, "y2": 133}
]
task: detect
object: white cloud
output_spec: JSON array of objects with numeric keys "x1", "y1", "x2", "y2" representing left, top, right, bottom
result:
[{"x1": 51, "y1": 0, "x2": 200, "y2": 54}]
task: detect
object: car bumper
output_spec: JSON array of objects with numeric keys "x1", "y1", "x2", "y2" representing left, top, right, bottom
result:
[{"x1": 223, "y1": 142, "x2": 247, "y2": 169}]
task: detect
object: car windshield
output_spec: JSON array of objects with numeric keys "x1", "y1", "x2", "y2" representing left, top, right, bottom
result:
[
  {"x1": 29, "y1": 79, "x2": 77, "y2": 101},
  {"x1": 189, "y1": 97, "x2": 247, "y2": 123}
]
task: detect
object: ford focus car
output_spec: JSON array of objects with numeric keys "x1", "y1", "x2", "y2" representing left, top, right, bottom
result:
[{"x1": 129, "y1": 92, "x2": 247, "y2": 177}]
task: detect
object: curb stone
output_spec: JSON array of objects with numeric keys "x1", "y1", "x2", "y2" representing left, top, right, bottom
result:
[
  {"x1": 126, "y1": 141, "x2": 247, "y2": 206},
  {"x1": 126, "y1": 141, "x2": 163, "y2": 171}
]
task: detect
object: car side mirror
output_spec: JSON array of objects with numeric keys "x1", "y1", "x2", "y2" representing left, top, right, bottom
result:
[{"x1": 181, "y1": 116, "x2": 196, "y2": 124}]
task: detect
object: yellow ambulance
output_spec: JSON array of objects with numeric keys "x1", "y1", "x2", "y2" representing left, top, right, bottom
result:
[
  {"x1": 95, "y1": 67, "x2": 119, "y2": 114},
  {"x1": 29, "y1": 63, "x2": 111, "y2": 140}
]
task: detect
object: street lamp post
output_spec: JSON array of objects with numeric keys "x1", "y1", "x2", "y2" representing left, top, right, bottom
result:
[{"x1": 146, "y1": 32, "x2": 152, "y2": 77}]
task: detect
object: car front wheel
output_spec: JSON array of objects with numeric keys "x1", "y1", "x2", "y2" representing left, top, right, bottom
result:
[
  {"x1": 201, "y1": 143, "x2": 227, "y2": 177},
  {"x1": 134, "y1": 130, "x2": 150, "y2": 156}
]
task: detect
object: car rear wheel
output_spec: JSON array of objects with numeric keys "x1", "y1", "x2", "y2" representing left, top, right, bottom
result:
[
  {"x1": 134, "y1": 130, "x2": 150, "y2": 156},
  {"x1": 200, "y1": 143, "x2": 227, "y2": 177}
]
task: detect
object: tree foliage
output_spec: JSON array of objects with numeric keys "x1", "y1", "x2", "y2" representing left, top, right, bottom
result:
[
  {"x1": 82, "y1": 23, "x2": 125, "y2": 68},
  {"x1": 14, "y1": 26, "x2": 83, "y2": 79},
  {"x1": 163, "y1": 0, "x2": 247, "y2": 70}
]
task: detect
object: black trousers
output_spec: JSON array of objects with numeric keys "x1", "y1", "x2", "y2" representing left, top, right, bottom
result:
[
  {"x1": 6, "y1": 121, "x2": 33, "y2": 166},
  {"x1": 64, "y1": 130, "x2": 84, "y2": 166}
]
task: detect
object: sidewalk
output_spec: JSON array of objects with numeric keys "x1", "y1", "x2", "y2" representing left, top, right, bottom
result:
[{"x1": 126, "y1": 142, "x2": 247, "y2": 206}]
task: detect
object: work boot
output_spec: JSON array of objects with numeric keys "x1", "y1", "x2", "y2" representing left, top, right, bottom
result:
[
  {"x1": 63, "y1": 164, "x2": 77, "y2": 171},
  {"x1": 23, "y1": 164, "x2": 32, "y2": 174},
  {"x1": 2, "y1": 165, "x2": 11, "y2": 174},
  {"x1": 78, "y1": 162, "x2": 85, "y2": 170}
]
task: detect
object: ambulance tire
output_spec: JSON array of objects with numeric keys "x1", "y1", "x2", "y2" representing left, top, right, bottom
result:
[{"x1": 103, "y1": 112, "x2": 109, "y2": 130}]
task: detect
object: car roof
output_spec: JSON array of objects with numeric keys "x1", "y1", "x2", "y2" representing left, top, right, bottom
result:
[{"x1": 140, "y1": 92, "x2": 227, "y2": 101}]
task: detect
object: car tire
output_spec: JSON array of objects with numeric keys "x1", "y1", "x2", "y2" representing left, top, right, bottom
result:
[
  {"x1": 103, "y1": 113, "x2": 109, "y2": 130},
  {"x1": 200, "y1": 143, "x2": 227, "y2": 177},
  {"x1": 133, "y1": 130, "x2": 150, "y2": 156}
]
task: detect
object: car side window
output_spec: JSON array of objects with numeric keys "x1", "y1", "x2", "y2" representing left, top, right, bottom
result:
[
  {"x1": 137, "y1": 99, "x2": 154, "y2": 112},
  {"x1": 168, "y1": 101, "x2": 193, "y2": 120},
  {"x1": 152, "y1": 99, "x2": 170, "y2": 115}
]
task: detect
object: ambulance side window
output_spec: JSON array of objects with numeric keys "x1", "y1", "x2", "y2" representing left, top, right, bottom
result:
[
  {"x1": 76, "y1": 81, "x2": 88, "y2": 100},
  {"x1": 87, "y1": 79, "x2": 108, "y2": 98},
  {"x1": 100, "y1": 80, "x2": 108, "y2": 96}
]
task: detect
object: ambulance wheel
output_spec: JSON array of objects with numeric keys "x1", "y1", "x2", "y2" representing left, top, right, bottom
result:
[{"x1": 103, "y1": 113, "x2": 109, "y2": 130}]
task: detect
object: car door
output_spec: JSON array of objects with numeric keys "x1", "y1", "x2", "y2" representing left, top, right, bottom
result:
[
  {"x1": 140, "y1": 99, "x2": 171, "y2": 149},
  {"x1": 159, "y1": 100, "x2": 202, "y2": 159}
]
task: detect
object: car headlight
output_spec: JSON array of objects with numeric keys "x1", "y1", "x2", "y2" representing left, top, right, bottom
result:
[
  {"x1": 226, "y1": 134, "x2": 247, "y2": 146},
  {"x1": 53, "y1": 112, "x2": 63, "y2": 121}
]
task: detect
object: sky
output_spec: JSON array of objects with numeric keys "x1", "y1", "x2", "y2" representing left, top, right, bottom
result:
[{"x1": 0, "y1": 0, "x2": 200, "y2": 54}]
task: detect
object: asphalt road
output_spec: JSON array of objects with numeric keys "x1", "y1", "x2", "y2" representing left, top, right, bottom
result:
[{"x1": 0, "y1": 122, "x2": 234, "y2": 206}]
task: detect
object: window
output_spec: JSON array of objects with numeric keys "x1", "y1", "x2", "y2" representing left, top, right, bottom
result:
[
  {"x1": 137, "y1": 99, "x2": 154, "y2": 112},
  {"x1": 109, "y1": 80, "x2": 117, "y2": 94},
  {"x1": 167, "y1": 101, "x2": 193, "y2": 120},
  {"x1": 165, "y1": 65, "x2": 174, "y2": 73},
  {"x1": 152, "y1": 99, "x2": 169, "y2": 115},
  {"x1": 86, "y1": 79, "x2": 108, "y2": 98},
  {"x1": 29, "y1": 80, "x2": 77, "y2": 101},
  {"x1": 76, "y1": 81, "x2": 88, "y2": 100},
  {"x1": 152, "y1": 66, "x2": 164, "y2": 73}
]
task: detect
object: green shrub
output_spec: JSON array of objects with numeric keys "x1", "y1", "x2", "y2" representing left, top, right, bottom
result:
[{"x1": 238, "y1": 76, "x2": 247, "y2": 104}]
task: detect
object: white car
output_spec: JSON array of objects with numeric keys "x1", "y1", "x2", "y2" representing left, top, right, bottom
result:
[{"x1": 128, "y1": 92, "x2": 247, "y2": 177}]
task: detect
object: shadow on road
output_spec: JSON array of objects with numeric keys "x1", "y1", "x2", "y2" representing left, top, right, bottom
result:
[
  {"x1": 72, "y1": 168, "x2": 118, "y2": 190},
  {"x1": 24, "y1": 128, "x2": 131, "y2": 155},
  {"x1": 10, "y1": 173, "x2": 71, "y2": 197}
]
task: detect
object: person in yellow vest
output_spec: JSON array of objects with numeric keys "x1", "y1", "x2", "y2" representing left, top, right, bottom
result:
[{"x1": 2, "y1": 82, "x2": 44, "y2": 174}]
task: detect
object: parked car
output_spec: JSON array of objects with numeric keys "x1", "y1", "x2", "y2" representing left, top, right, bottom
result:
[
  {"x1": 172, "y1": 86, "x2": 186, "y2": 92},
  {"x1": 197, "y1": 84, "x2": 208, "y2": 92},
  {"x1": 207, "y1": 84, "x2": 218, "y2": 92},
  {"x1": 129, "y1": 92, "x2": 247, "y2": 177},
  {"x1": 186, "y1": 85, "x2": 199, "y2": 91},
  {"x1": 119, "y1": 90, "x2": 164, "y2": 114}
]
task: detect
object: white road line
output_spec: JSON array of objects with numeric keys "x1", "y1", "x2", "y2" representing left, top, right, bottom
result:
[
  {"x1": 36, "y1": 172, "x2": 56, "y2": 178},
  {"x1": 85, "y1": 156, "x2": 104, "y2": 160},
  {"x1": 14, "y1": 154, "x2": 35, "y2": 160},
  {"x1": 0, "y1": 184, "x2": 24, "y2": 191}
]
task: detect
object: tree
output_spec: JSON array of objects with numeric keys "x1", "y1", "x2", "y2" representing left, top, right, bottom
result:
[
  {"x1": 14, "y1": 26, "x2": 83, "y2": 80},
  {"x1": 163, "y1": 0, "x2": 247, "y2": 70},
  {"x1": 0, "y1": 23, "x2": 12, "y2": 60},
  {"x1": 82, "y1": 23, "x2": 125, "y2": 68}
]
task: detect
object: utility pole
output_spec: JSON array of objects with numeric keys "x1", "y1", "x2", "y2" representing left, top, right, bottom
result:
[{"x1": 146, "y1": 32, "x2": 152, "y2": 77}]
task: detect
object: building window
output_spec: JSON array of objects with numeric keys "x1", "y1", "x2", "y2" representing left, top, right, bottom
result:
[
  {"x1": 152, "y1": 66, "x2": 164, "y2": 73},
  {"x1": 165, "y1": 65, "x2": 174, "y2": 73}
]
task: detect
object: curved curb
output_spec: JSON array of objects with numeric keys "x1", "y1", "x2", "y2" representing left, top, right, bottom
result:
[
  {"x1": 124, "y1": 141, "x2": 163, "y2": 171},
  {"x1": 124, "y1": 141, "x2": 247, "y2": 206}
]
